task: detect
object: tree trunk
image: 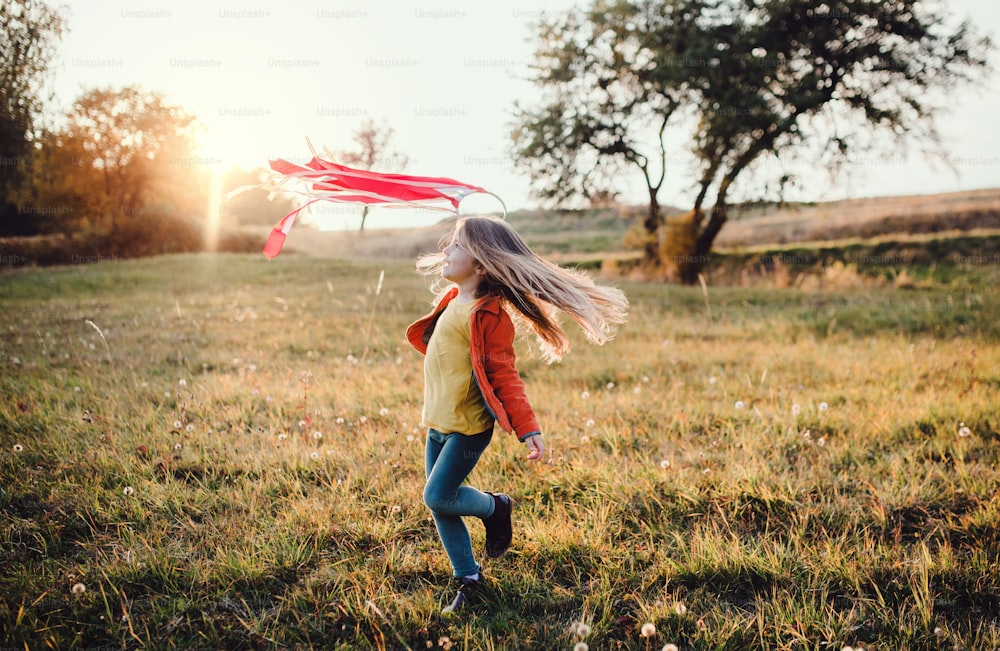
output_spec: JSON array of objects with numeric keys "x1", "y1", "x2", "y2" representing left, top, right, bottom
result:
[
  {"x1": 695, "y1": 201, "x2": 727, "y2": 259},
  {"x1": 642, "y1": 188, "x2": 660, "y2": 267}
]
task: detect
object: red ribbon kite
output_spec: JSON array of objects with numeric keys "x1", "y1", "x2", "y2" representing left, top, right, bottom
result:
[{"x1": 231, "y1": 140, "x2": 505, "y2": 258}]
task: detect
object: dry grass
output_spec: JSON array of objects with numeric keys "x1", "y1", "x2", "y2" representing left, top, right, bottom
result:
[
  {"x1": 1, "y1": 254, "x2": 998, "y2": 650},
  {"x1": 714, "y1": 188, "x2": 1000, "y2": 247}
]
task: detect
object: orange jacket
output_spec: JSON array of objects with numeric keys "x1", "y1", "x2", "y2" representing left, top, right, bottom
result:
[{"x1": 405, "y1": 287, "x2": 541, "y2": 440}]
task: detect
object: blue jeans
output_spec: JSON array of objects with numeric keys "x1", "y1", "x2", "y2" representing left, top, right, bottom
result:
[{"x1": 424, "y1": 427, "x2": 496, "y2": 577}]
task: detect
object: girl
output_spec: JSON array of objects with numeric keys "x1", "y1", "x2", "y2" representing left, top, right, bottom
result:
[{"x1": 405, "y1": 216, "x2": 629, "y2": 614}]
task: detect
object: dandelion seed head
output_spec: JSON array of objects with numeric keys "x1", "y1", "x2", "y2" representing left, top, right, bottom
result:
[
  {"x1": 13, "y1": 443, "x2": 23, "y2": 453},
  {"x1": 580, "y1": 435, "x2": 589, "y2": 443},
  {"x1": 663, "y1": 645, "x2": 680, "y2": 651},
  {"x1": 574, "y1": 643, "x2": 589, "y2": 651},
  {"x1": 735, "y1": 400, "x2": 746, "y2": 410},
  {"x1": 585, "y1": 419, "x2": 595, "y2": 428},
  {"x1": 312, "y1": 431, "x2": 323, "y2": 440},
  {"x1": 359, "y1": 416, "x2": 367, "y2": 424},
  {"x1": 660, "y1": 459, "x2": 671, "y2": 469},
  {"x1": 958, "y1": 424, "x2": 972, "y2": 437},
  {"x1": 633, "y1": 386, "x2": 641, "y2": 394},
  {"x1": 336, "y1": 417, "x2": 345, "y2": 424},
  {"x1": 581, "y1": 390, "x2": 590, "y2": 399},
  {"x1": 674, "y1": 602, "x2": 687, "y2": 616},
  {"x1": 310, "y1": 451, "x2": 320, "y2": 459},
  {"x1": 174, "y1": 443, "x2": 182, "y2": 451},
  {"x1": 173, "y1": 420, "x2": 182, "y2": 429},
  {"x1": 406, "y1": 435, "x2": 415, "y2": 442},
  {"x1": 391, "y1": 505, "x2": 401, "y2": 514},
  {"x1": 185, "y1": 424, "x2": 194, "y2": 432},
  {"x1": 123, "y1": 486, "x2": 134, "y2": 496},
  {"x1": 379, "y1": 407, "x2": 389, "y2": 416},
  {"x1": 178, "y1": 379, "x2": 187, "y2": 386},
  {"x1": 819, "y1": 402, "x2": 829, "y2": 411},
  {"x1": 642, "y1": 375, "x2": 650, "y2": 383},
  {"x1": 817, "y1": 437, "x2": 826, "y2": 447},
  {"x1": 574, "y1": 622, "x2": 591, "y2": 637},
  {"x1": 791, "y1": 404, "x2": 801, "y2": 415},
  {"x1": 71, "y1": 582, "x2": 86, "y2": 595},
  {"x1": 278, "y1": 434, "x2": 287, "y2": 441},
  {"x1": 708, "y1": 376, "x2": 717, "y2": 385},
  {"x1": 606, "y1": 382, "x2": 615, "y2": 390},
  {"x1": 640, "y1": 622, "x2": 656, "y2": 637}
]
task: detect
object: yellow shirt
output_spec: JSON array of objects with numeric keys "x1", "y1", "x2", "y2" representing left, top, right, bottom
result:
[{"x1": 422, "y1": 299, "x2": 494, "y2": 435}]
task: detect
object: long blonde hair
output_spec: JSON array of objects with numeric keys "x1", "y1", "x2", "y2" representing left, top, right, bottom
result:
[{"x1": 416, "y1": 216, "x2": 629, "y2": 362}]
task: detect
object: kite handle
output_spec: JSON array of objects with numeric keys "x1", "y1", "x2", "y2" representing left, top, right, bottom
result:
[{"x1": 461, "y1": 190, "x2": 507, "y2": 219}]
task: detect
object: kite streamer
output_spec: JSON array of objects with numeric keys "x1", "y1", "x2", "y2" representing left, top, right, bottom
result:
[{"x1": 228, "y1": 139, "x2": 506, "y2": 258}]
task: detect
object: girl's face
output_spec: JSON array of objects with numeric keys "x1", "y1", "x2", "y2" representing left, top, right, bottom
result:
[{"x1": 441, "y1": 229, "x2": 482, "y2": 286}]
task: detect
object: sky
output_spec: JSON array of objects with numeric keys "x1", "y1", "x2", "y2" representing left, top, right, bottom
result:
[{"x1": 45, "y1": 0, "x2": 1000, "y2": 230}]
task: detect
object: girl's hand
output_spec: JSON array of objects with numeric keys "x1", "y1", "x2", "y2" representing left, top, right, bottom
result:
[{"x1": 525, "y1": 434, "x2": 544, "y2": 461}]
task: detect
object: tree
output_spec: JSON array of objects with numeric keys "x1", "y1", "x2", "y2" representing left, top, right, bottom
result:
[
  {"x1": 336, "y1": 118, "x2": 408, "y2": 231},
  {"x1": 1, "y1": 0, "x2": 65, "y2": 233},
  {"x1": 511, "y1": 0, "x2": 993, "y2": 282},
  {"x1": 28, "y1": 86, "x2": 207, "y2": 253}
]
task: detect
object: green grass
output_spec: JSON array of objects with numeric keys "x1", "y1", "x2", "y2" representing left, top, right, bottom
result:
[{"x1": 1, "y1": 253, "x2": 999, "y2": 650}]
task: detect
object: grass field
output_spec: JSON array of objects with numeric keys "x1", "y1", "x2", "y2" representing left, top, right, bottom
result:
[{"x1": 1, "y1": 252, "x2": 999, "y2": 650}]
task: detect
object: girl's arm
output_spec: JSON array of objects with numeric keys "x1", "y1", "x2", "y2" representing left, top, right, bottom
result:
[{"x1": 479, "y1": 310, "x2": 543, "y2": 449}]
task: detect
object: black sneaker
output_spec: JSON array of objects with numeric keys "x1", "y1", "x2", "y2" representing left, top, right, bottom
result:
[
  {"x1": 441, "y1": 576, "x2": 480, "y2": 614},
  {"x1": 483, "y1": 492, "x2": 513, "y2": 558}
]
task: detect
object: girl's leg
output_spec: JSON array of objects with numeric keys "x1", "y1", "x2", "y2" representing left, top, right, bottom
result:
[{"x1": 424, "y1": 428, "x2": 495, "y2": 577}]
